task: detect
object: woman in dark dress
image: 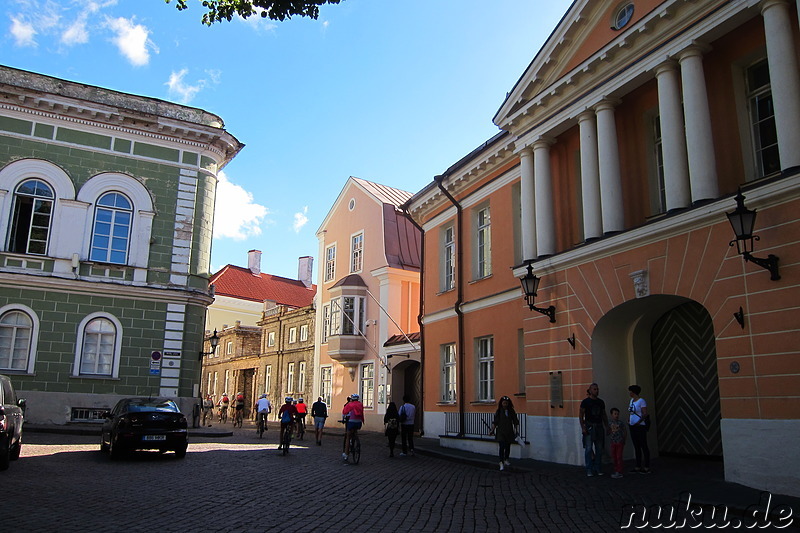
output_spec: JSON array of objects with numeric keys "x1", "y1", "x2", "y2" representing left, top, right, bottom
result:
[
  {"x1": 384, "y1": 401, "x2": 400, "y2": 457},
  {"x1": 490, "y1": 395, "x2": 520, "y2": 471}
]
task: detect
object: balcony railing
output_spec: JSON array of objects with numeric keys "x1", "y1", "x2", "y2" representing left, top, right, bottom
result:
[{"x1": 443, "y1": 411, "x2": 527, "y2": 441}]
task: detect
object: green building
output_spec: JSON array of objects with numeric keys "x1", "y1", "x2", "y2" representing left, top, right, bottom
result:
[{"x1": 0, "y1": 65, "x2": 242, "y2": 424}]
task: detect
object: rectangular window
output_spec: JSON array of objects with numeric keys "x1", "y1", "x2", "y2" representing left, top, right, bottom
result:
[
  {"x1": 207, "y1": 372, "x2": 212, "y2": 395},
  {"x1": 652, "y1": 115, "x2": 667, "y2": 214},
  {"x1": 267, "y1": 331, "x2": 275, "y2": 347},
  {"x1": 746, "y1": 58, "x2": 780, "y2": 178},
  {"x1": 477, "y1": 336, "x2": 494, "y2": 401},
  {"x1": 298, "y1": 361, "x2": 306, "y2": 393},
  {"x1": 441, "y1": 343, "x2": 457, "y2": 403},
  {"x1": 329, "y1": 300, "x2": 340, "y2": 336},
  {"x1": 360, "y1": 363, "x2": 374, "y2": 408},
  {"x1": 476, "y1": 206, "x2": 492, "y2": 279},
  {"x1": 350, "y1": 232, "x2": 364, "y2": 273},
  {"x1": 265, "y1": 365, "x2": 272, "y2": 394},
  {"x1": 226, "y1": 341, "x2": 233, "y2": 355},
  {"x1": 213, "y1": 371, "x2": 218, "y2": 397},
  {"x1": 442, "y1": 225, "x2": 455, "y2": 292},
  {"x1": 287, "y1": 362, "x2": 295, "y2": 393},
  {"x1": 224, "y1": 369, "x2": 230, "y2": 396},
  {"x1": 288, "y1": 327, "x2": 297, "y2": 344},
  {"x1": 336, "y1": 296, "x2": 366, "y2": 336},
  {"x1": 299, "y1": 324, "x2": 309, "y2": 342},
  {"x1": 324, "y1": 244, "x2": 336, "y2": 282},
  {"x1": 320, "y1": 366, "x2": 332, "y2": 405},
  {"x1": 322, "y1": 304, "x2": 331, "y2": 343}
]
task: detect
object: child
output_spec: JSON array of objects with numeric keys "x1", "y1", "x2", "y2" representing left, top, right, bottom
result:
[{"x1": 609, "y1": 407, "x2": 627, "y2": 478}]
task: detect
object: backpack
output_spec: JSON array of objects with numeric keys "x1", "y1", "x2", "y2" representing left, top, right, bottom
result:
[{"x1": 386, "y1": 418, "x2": 398, "y2": 431}]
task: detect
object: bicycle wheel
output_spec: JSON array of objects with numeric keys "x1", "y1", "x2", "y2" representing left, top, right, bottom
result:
[
  {"x1": 351, "y1": 434, "x2": 361, "y2": 464},
  {"x1": 282, "y1": 430, "x2": 291, "y2": 455},
  {"x1": 257, "y1": 417, "x2": 264, "y2": 438}
]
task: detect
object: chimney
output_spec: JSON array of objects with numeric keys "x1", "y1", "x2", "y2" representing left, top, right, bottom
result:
[
  {"x1": 298, "y1": 256, "x2": 313, "y2": 287},
  {"x1": 248, "y1": 250, "x2": 262, "y2": 276}
]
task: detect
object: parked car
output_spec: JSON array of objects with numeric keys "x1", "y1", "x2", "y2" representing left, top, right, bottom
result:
[
  {"x1": 0, "y1": 374, "x2": 26, "y2": 471},
  {"x1": 101, "y1": 398, "x2": 188, "y2": 459}
]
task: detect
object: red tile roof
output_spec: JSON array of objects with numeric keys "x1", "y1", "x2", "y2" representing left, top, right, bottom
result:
[
  {"x1": 384, "y1": 332, "x2": 421, "y2": 347},
  {"x1": 210, "y1": 265, "x2": 316, "y2": 308}
]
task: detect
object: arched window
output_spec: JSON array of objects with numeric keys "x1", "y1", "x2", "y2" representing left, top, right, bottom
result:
[
  {"x1": 9, "y1": 179, "x2": 54, "y2": 255},
  {"x1": 78, "y1": 317, "x2": 117, "y2": 376},
  {"x1": 90, "y1": 192, "x2": 133, "y2": 264},
  {"x1": 0, "y1": 310, "x2": 32, "y2": 371}
]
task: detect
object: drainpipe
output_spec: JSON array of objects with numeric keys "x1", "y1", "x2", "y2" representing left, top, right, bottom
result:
[
  {"x1": 434, "y1": 174, "x2": 465, "y2": 437},
  {"x1": 401, "y1": 204, "x2": 425, "y2": 437}
]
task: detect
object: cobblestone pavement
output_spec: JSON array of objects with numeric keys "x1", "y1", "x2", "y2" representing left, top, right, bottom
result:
[{"x1": 10, "y1": 422, "x2": 800, "y2": 532}]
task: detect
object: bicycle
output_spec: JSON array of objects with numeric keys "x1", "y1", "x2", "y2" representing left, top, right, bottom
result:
[
  {"x1": 233, "y1": 408, "x2": 244, "y2": 428},
  {"x1": 281, "y1": 422, "x2": 294, "y2": 455},
  {"x1": 338, "y1": 419, "x2": 361, "y2": 464},
  {"x1": 256, "y1": 412, "x2": 268, "y2": 438},
  {"x1": 218, "y1": 407, "x2": 228, "y2": 424},
  {"x1": 296, "y1": 415, "x2": 306, "y2": 440}
]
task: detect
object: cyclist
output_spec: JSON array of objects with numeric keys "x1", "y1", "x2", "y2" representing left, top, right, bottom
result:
[
  {"x1": 254, "y1": 394, "x2": 272, "y2": 433},
  {"x1": 295, "y1": 398, "x2": 308, "y2": 439},
  {"x1": 233, "y1": 392, "x2": 245, "y2": 426},
  {"x1": 201, "y1": 394, "x2": 214, "y2": 427},
  {"x1": 341, "y1": 393, "x2": 364, "y2": 462},
  {"x1": 311, "y1": 396, "x2": 328, "y2": 445},
  {"x1": 217, "y1": 393, "x2": 230, "y2": 422},
  {"x1": 278, "y1": 396, "x2": 298, "y2": 450}
]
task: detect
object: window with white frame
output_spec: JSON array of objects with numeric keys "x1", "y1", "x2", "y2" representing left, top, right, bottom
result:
[
  {"x1": 475, "y1": 205, "x2": 492, "y2": 279},
  {"x1": 299, "y1": 324, "x2": 308, "y2": 342},
  {"x1": 213, "y1": 371, "x2": 218, "y2": 397},
  {"x1": 74, "y1": 313, "x2": 122, "y2": 378},
  {"x1": 441, "y1": 225, "x2": 455, "y2": 292},
  {"x1": 360, "y1": 363, "x2": 374, "y2": 408},
  {"x1": 476, "y1": 336, "x2": 494, "y2": 401},
  {"x1": 267, "y1": 331, "x2": 275, "y2": 347},
  {"x1": 90, "y1": 192, "x2": 132, "y2": 264},
  {"x1": 298, "y1": 361, "x2": 306, "y2": 393},
  {"x1": 324, "y1": 244, "x2": 336, "y2": 282},
  {"x1": 329, "y1": 300, "x2": 341, "y2": 336},
  {"x1": 224, "y1": 369, "x2": 230, "y2": 395},
  {"x1": 350, "y1": 232, "x2": 364, "y2": 273},
  {"x1": 320, "y1": 366, "x2": 332, "y2": 405},
  {"x1": 207, "y1": 372, "x2": 212, "y2": 395},
  {"x1": 9, "y1": 179, "x2": 54, "y2": 255},
  {"x1": 265, "y1": 365, "x2": 272, "y2": 394},
  {"x1": 339, "y1": 296, "x2": 365, "y2": 336},
  {"x1": 227, "y1": 341, "x2": 233, "y2": 355},
  {"x1": 288, "y1": 327, "x2": 297, "y2": 344},
  {"x1": 441, "y1": 343, "x2": 457, "y2": 403},
  {"x1": 287, "y1": 362, "x2": 295, "y2": 393},
  {"x1": 746, "y1": 58, "x2": 780, "y2": 178},
  {"x1": 0, "y1": 308, "x2": 34, "y2": 372},
  {"x1": 322, "y1": 304, "x2": 331, "y2": 343}
]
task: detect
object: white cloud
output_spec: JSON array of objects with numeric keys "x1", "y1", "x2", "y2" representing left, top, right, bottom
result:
[
  {"x1": 61, "y1": 14, "x2": 88, "y2": 46},
  {"x1": 165, "y1": 68, "x2": 221, "y2": 104},
  {"x1": 240, "y1": 8, "x2": 277, "y2": 32},
  {"x1": 105, "y1": 16, "x2": 156, "y2": 66},
  {"x1": 213, "y1": 171, "x2": 269, "y2": 241},
  {"x1": 10, "y1": 16, "x2": 37, "y2": 47},
  {"x1": 293, "y1": 206, "x2": 309, "y2": 233}
]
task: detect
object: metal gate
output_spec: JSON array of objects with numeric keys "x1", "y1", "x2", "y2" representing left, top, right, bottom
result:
[{"x1": 651, "y1": 301, "x2": 722, "y2": 457}]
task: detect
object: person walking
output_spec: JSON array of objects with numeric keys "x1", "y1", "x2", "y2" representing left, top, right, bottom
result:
[
  {"x1": 609, "y1": 407, "x2": 627, "y2": 478},
  {"x1": 201, "y1": 395, "x2": 214, "y2": 427},
  {"x1": 398, "y1": 395, "x2": 416, "y2": 457},
  {"x1": 384, "y1": 402, "x2": 401, "y2": 458},
  {"x1": 628, "y1": 384, "x2": 651, "y2": 474},
  {"x1": 311, "y1": 396, "x2": 328, "y2": 445},
  {"x1": 580, "y1": 383, "x2": 609, "y2": 477},
  {"x1": 489, "y1": 395, "x2": 520, "y2": 471}
]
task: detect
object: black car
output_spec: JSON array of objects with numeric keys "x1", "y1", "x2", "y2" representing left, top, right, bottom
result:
[
  {"x1": 101, "y1": 398, "x2": 188, "y2": 459},
  {"x1": 0, "y1": 374, "x2": 25, "y2": 471}
]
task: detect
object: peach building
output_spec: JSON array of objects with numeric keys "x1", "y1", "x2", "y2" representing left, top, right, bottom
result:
[
  {"x1": 406, "y1": 0, "x2": 800, "y2": 496},
  {"x1": 314, "y1": 177, "x2": 421, "y2": 428}
]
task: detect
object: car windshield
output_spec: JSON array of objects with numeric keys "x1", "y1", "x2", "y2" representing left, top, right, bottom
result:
[{"x1": 126, "y1": 399, "x2": 179, "y2": 413}]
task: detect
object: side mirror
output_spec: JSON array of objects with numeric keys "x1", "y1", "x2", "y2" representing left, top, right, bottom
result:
[{"x1": 17, "y1": 398, "x2": 26, "y2": 414}]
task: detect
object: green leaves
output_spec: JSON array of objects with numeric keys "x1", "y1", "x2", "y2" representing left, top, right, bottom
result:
[{"x1": 165, "y1": 0, "x2": 343, "y2": 25}]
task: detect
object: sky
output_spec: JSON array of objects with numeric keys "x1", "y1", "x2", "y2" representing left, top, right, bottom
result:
[{"x1": 0, "y1": 0, "x2": 573, "y2": 280}]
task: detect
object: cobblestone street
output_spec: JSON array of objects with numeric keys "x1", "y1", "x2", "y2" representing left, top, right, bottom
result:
[{"x1": 10, "y1": 424, "x2": 800, "y2": 532}]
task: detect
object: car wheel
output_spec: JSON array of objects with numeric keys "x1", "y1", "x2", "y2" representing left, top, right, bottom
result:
[
  {"x1": 174, "y1": 445, "x2": 187, "y2": 459},
  {"x1": 0, "y1": 437, "x2": 10, "y2": 471},
  {"x1": 10, "y1": 439, "x2": 21, "y2": 461},
  {"x1": 100, "y1": 432, "x2": 109, "y2": 453},
  {"x1": 108, "y1": 437, "x2": 123, "y2": 460}
]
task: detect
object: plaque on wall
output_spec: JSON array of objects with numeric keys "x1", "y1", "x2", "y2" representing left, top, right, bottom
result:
[{"x1": 550, "y1": 371, "x2": 563, "y2": 408}]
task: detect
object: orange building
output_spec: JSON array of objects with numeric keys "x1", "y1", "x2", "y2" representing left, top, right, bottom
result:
[
  {"x1": 406, "y1": 0, "x2": 800, "y2": 496},
  {"x1": 314, "y1": 178, "x2": 421, "y2": 428}
]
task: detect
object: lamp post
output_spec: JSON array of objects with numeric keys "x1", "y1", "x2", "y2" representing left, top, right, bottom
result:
[
  {"x1": 726, "y1": 189, "x2": 780, "y2": 281},
  {"x1": 199, "y1": 329, "x2": 220, "y2": 360},
  {"x1": 519, "y1": 263, "x2": 556, "y2": 323}
]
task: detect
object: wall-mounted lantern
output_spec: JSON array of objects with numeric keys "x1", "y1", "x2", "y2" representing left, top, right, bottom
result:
[
  {"x1": 726, "y1": 189, "x2": 780, "y2": 281},
  {"x1": 519, "y1": 263, "x2": 556, "y2": 323}
]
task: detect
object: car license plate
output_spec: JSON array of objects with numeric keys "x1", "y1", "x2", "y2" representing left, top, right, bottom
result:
[{"x1": 143, "y1": 435, "x2": 166, "y2": 441}]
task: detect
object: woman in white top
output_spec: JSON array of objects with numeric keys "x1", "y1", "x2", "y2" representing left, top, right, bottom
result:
[{"x1": 628, "y1": 384, "x2": 651, "y2": 474}]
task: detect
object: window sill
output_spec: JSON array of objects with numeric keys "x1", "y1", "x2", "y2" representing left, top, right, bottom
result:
[
  {"x1": 470, "y1": 400, "x2": 495, "y2": 406},
  {"x1": 70, "y1": 375, "x2": 120, "y2": 380},
  {"x1": 468, "y1": 275, "x2": 492, "y2": 284},
  {"x1": 436, "y1": 401, "x2": 457, "y2": 406},
  {"x1": 436, "y1": 287, "x2": 456, "y2": 296},
  {"x1": 0, "y1": 370, "x2": 34, "y2": 376}
]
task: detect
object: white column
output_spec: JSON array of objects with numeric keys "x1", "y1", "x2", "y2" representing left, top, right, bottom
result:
[
  {"x1": 678, "y1": 45, "x2": 719, "y2": 202},
  {"x1": 595, "y1": 100, "x2": 625, "y2": 233},
  {"x1": 519, "y1": 147, "x2": 537, "y2": 261},
  {"x1": 578, "y1": 111, "x2": 602, "y2": 240},
  {"x1": 533, "y1": 138, "x2": 555, "y2": 257},
  {"x1": 762, "y1": 0, "x2": 800, "y2": 170},
  {"x1": 655, "y1": 61, "x2": 691, "y2": 210}
]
